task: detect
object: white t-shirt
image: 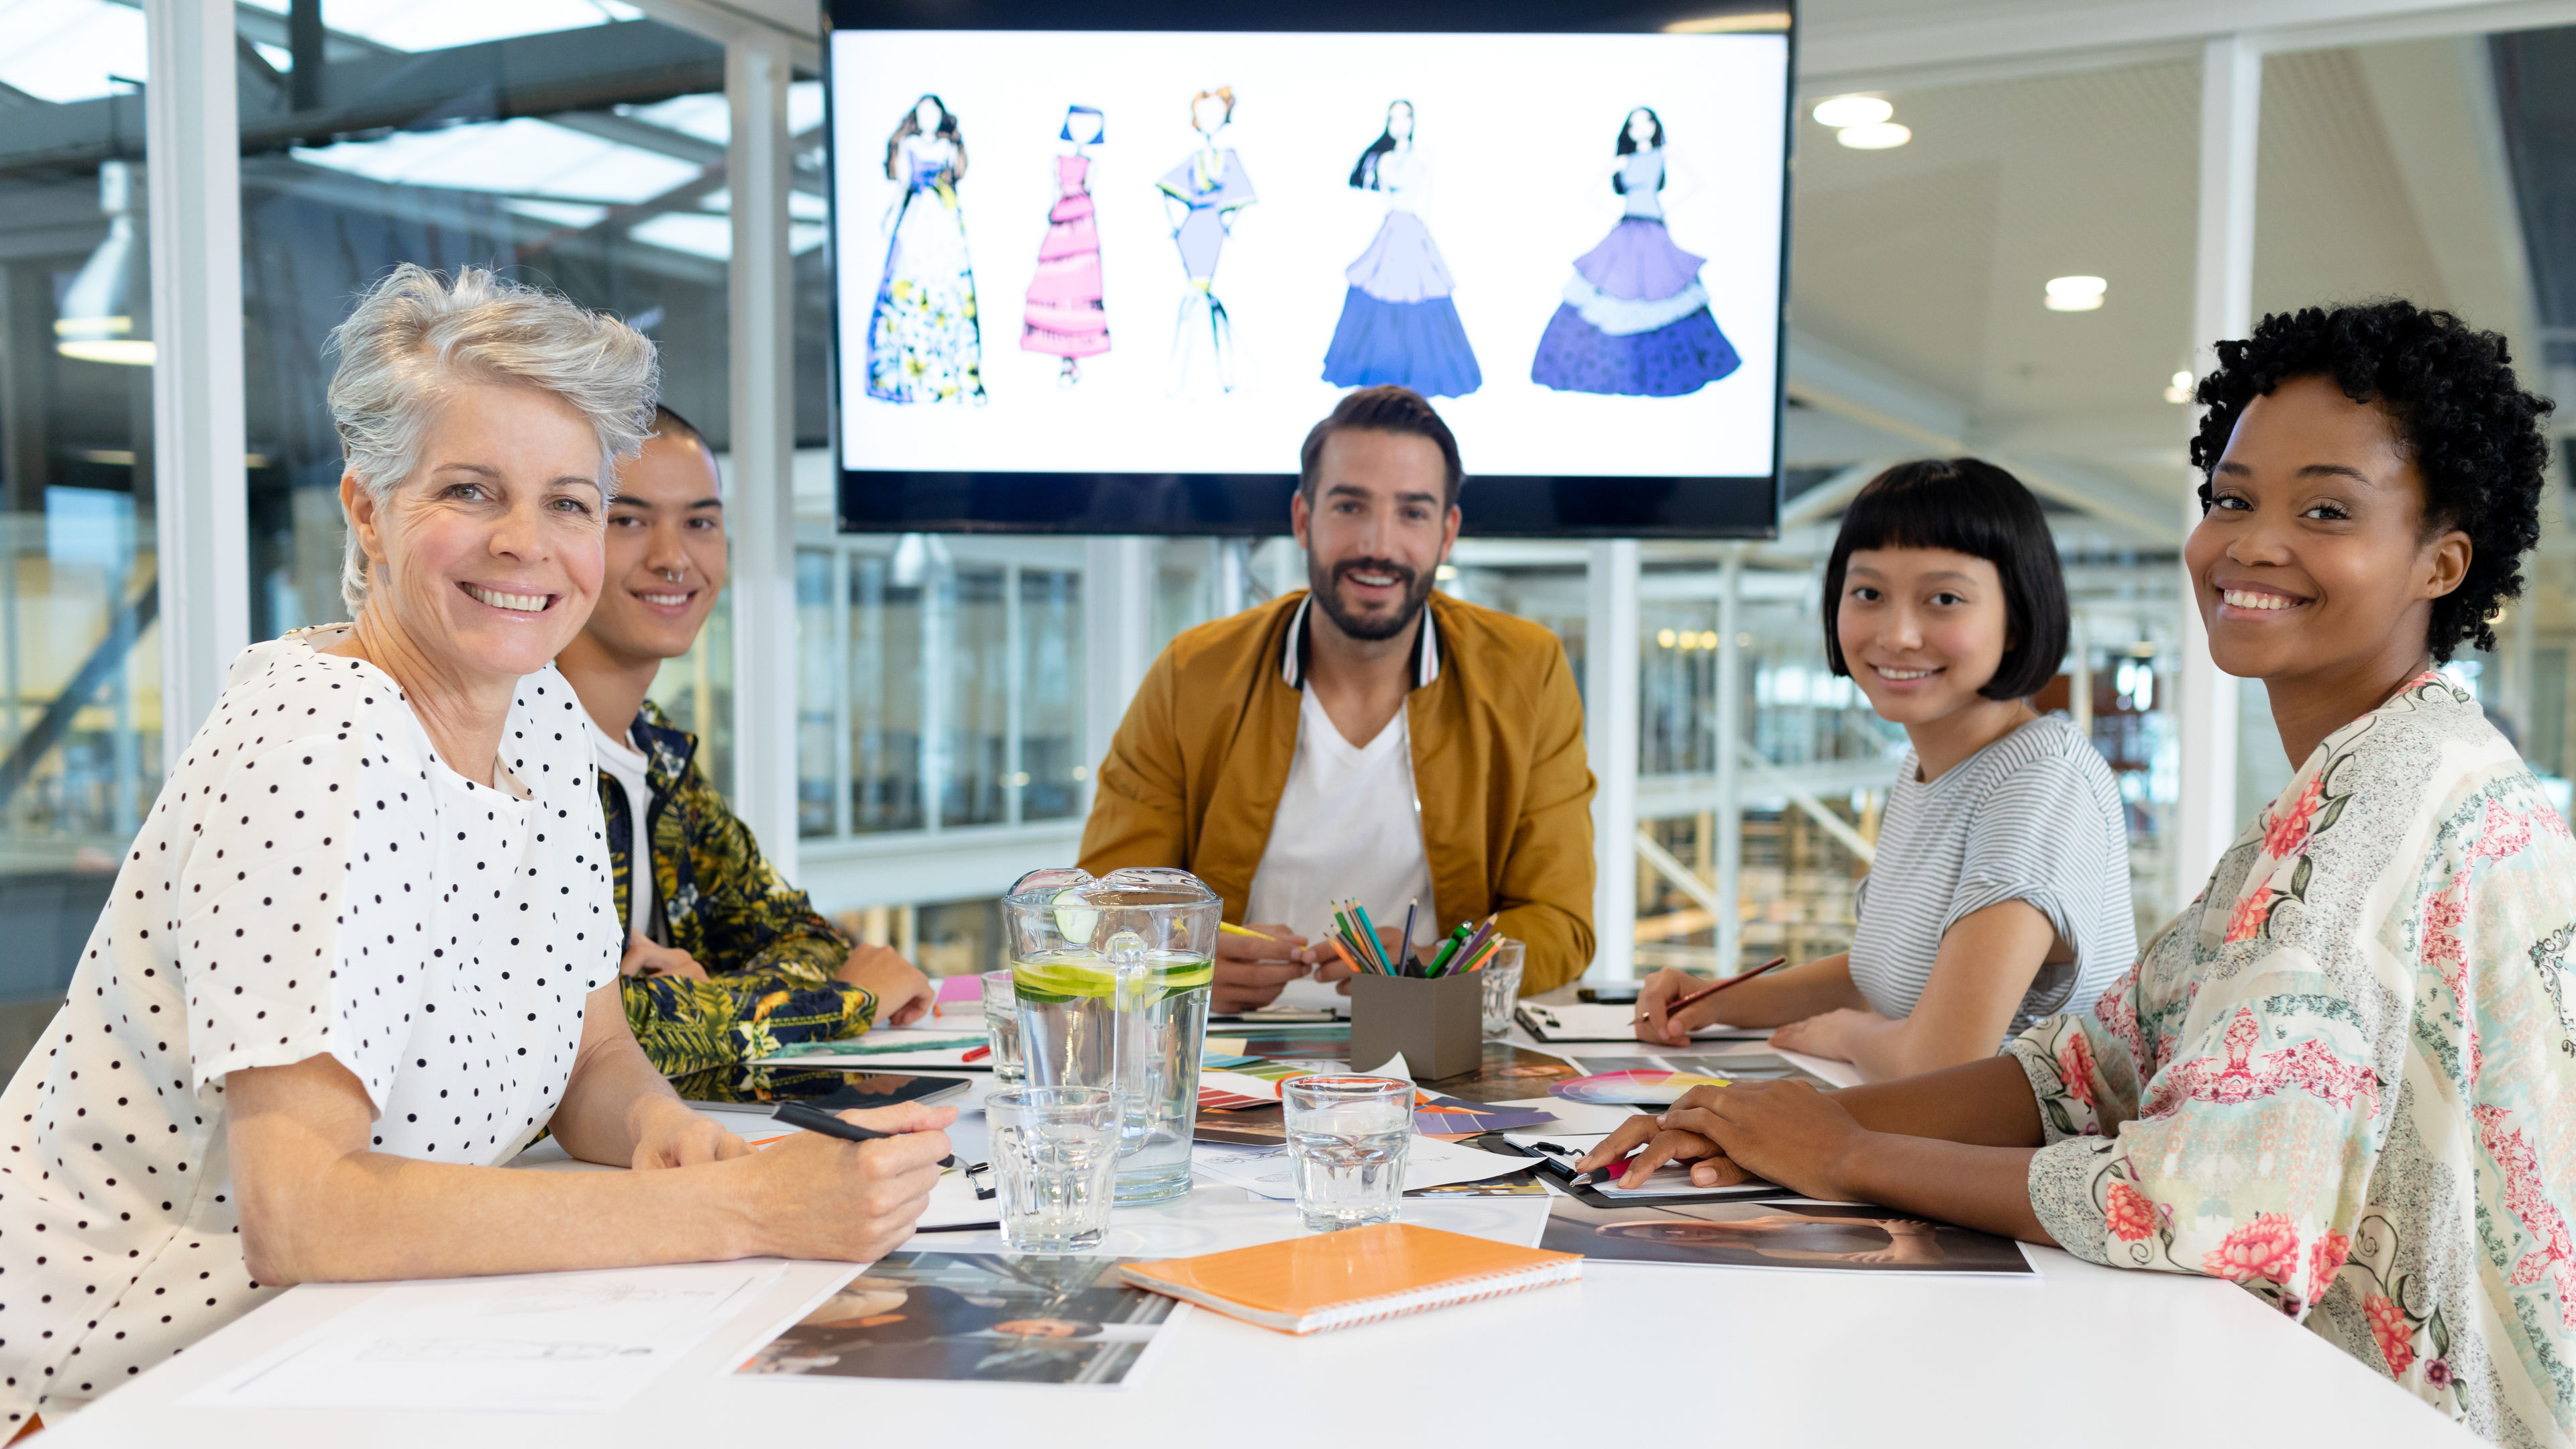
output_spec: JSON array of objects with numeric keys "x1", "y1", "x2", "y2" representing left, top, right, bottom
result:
[
  {"x1": 590, "y1": 717, "x2": 654, "y2": 942},
  {"x1": 1246, "y1": 687, "x2": 1437, "y2": 1009},
  {"x1": 0, "y1": 628, "x2": 616, "y2": 1425}
]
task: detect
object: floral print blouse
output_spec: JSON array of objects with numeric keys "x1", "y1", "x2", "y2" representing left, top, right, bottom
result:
[{"x1": 2012, "y1": 673, "x2": 2576, "y2": 1447}]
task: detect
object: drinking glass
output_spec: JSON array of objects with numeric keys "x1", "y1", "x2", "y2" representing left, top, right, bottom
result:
[
  {"x1": 979, "y1": 969, "x2": 1026, "y2": 1085},
  {"x1": 1281, "y1": 1075, "x2": 1413, "y2": 1232},
  {"x1": 1478, "y1": 939, "x2": 1527, "y2": 1039},
  {"x1": 985, "y1": 1086, "x2": 1120, "y2": 1252}
]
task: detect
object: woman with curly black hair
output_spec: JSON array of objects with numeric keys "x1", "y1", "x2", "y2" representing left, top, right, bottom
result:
[{"x1": 1580, "y1": 300, "x2": 2576, "y2": 1446}]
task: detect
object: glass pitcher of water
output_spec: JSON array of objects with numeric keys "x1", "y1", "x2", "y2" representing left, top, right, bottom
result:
[{"x1": 1002, "y1": 867, "x2": 1218, "y2": 1205}]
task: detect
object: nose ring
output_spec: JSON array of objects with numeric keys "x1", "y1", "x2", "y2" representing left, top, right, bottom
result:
[{"x1": 660, "y1": 567, "x2": 684, "y2": 583}]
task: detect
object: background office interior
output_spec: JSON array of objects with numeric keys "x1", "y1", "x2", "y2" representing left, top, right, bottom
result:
[{"x1": 3, "y1": 0, "x2": 2574, "y2": 1079}]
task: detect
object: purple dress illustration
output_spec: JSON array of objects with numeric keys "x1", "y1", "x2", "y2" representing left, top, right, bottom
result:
[
  {"x1": 1530, "y1": 111, "x2": 1739, "y2": 398},
  {"x1": 1157, "y1": 87, "x2": 1256, "y2": 393},
  {"x1": 1320, "y1": 101, "x2": 1481, "y2": 398}
]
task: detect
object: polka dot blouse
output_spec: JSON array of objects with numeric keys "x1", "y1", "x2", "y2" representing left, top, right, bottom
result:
[{"x1": 0, "y1": 627, "x2": 616, "y2": 1425}]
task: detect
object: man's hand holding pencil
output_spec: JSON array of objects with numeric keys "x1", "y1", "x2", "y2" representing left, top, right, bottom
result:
[{"x1": 1210, "y1": 921, "x2": 1317, "y2": 1012}]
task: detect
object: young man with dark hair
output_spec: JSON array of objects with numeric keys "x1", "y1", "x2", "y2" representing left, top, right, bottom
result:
[
  {"x1": 555, "y1": 407, "x2": 937, "y2": 1083},
  {"x1": 1079, "y1": 386, "x2": 1597, "y2": 1010}
]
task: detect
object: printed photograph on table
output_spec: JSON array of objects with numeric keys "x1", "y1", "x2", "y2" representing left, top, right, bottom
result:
[
  {"x1": 1540, "y1": 1199, "x2": 2035, "y2": 1276},
  {"x1": 739, "y1": 1254, "x2": 1183, "y2": 1387},
  {"x1": 828, "y1": 13, "x2": 1788, "y2": 533}
]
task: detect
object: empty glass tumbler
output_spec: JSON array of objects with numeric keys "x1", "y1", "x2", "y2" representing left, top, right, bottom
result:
[
  {"x1": 985, "y1": 1086, "x2": 1121, "y2": 1252},
  {"x1": 1281, "y1": 1075, "x2": 1413, "y2": 1232},
  {"x1": 979, "y1": 969, "x2": 1026, "y2": 1085},
  {"x1": 1478, "y1": 939, "x2": 1527, "y2": 1039}
]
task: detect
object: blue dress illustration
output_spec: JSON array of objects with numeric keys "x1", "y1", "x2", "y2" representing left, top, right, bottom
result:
[
  {"x1": 1530, "y1": 107, "x2": 1739, "y2": 398},
  {"x1": 866, "y1": 95, "x2": 986, "y2": 405},
  {"x1": 1320, "y1": 101, "x2": 1481, "y2": 398}
]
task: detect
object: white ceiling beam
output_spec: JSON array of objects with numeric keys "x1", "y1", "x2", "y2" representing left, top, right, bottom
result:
[
  {"x1": 1801, "y1": 0, "x2": 2576, "y2": 91},
  {"x1": 623, "y1": 0, "x2": 819, "y2": 68}
]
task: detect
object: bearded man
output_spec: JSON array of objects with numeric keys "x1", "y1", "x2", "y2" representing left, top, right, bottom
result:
[{"x1": 1078, "y1": 386, "x2": 1595, "y2": 1010}]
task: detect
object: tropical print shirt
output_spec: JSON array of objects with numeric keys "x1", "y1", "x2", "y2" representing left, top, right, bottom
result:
[
  {"x1": 608, "y1": 702, "x2": 877, "y2": 1088},
  {"x1": 2011, "y1": 673, "x2": 2576, "y2": 1447}
]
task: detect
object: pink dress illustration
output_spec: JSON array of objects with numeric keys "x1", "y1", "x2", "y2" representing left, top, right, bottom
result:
[{"x1": 1022, "y1": 105, "x2": 1108, "y2": 384}]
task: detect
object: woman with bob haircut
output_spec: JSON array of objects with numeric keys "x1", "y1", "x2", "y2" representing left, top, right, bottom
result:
[
  {"x1": 1636, "y1": 458, "x2": 2134, "y2": 1081},
  {"x1": 0, "y1": 264, "x2": 953, "y2": 1433},
  {"x1": 1587, "y1": 301, "x2": 2576, "y2": 1446}
]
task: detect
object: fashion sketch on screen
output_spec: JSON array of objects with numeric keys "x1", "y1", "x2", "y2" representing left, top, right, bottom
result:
[
  {"x1": 1320, "y1": 99, "x2": 1482, "y2": 398},
  {"x1": 866, "y1": 94, "x2": 986, "y2": 405},
  {"x1": 1156, "y1": 86, "x2": 1257, "y2": 394},
  {"x1": 1529, "y1": 105, "x2": 1741, "y2": 398},
  {"x1": 1022, "y1": 104, "x2": 1110, "y2": 384}
]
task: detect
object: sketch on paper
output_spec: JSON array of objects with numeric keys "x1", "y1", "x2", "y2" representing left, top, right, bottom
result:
[
  {"x1": 1320, "y1": 99, "x2": 1482, "y2": 398},
  {"x1": 180, "y1": 1263, "x2": 787, "y2": 1413},
  {"x1": 1529, "y1": 106, "x2": 1741, "y2": 398},
  {"x1": 1155, "y1": 86, "x2": 1257, "y2": 394},
  {"x1": 1022, "y1": 104, "x2": 1111, "y2": 384},
  {"x1": 866, "y1": 93, "x2": 987, "y2": 405}
]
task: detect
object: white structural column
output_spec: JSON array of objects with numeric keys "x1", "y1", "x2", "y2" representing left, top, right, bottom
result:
[
  {"x1": 727, "y1": 32, "x2": 801, "y2": 879},
  {"x1": 1081, "y1": 537, "x2": 1155, "y2": 797},
  {"x1": 1587, "y1": 540, "x2": 1640, "y2": 979},
  {"x1": 2176, "y1": 34, "x2": 2259, "y2": 910},
  {"x1": 1713, "y1": 545, "x2": 1742, "y2": 975},
  {"x1": 143, "y1": 0, "x2": 250, "y2": 760}
]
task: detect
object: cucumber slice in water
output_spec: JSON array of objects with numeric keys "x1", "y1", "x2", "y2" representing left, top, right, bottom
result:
[{"x1": 1052, "y1": 888, "x2": 1098, "y2": 947}]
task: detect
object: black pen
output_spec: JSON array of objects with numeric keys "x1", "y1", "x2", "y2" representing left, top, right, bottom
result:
[{"x1": 773, "y1": 1100, "x2": 959, "y2": 1168}]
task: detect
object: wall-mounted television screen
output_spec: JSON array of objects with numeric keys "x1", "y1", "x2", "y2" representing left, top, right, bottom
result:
[{"x1": 826, "y1": 1, "x2": 1791, "y2": 537}]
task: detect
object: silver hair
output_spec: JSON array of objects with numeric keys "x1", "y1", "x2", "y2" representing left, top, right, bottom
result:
[{"x1": 323, "y1": 264, "x2": 659, "y2": 615}]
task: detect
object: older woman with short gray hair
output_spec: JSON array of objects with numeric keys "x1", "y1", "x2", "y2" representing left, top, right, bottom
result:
[{"x1": 0, "y1": 264, "x2": 951, "y2": 1432}]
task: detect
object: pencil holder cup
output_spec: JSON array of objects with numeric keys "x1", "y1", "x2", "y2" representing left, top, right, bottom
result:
[{"x1": 1348, "y1": 971, "x2": 1484, "y2": 1080}]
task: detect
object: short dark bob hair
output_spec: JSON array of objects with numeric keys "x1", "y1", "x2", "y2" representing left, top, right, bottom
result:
[
  {"x1": 1298, "y1": 386, "x2": 1464, "y2": 508},
  {"x1": 1821, "y1": 458, "x2": 2070, "y2": 702},
  {"x1": 2189, "y1": 300, "x2": 2553, "y2": 661}
]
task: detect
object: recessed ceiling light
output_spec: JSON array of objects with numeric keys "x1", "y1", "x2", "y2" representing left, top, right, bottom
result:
[
  {"x1": 2165, "y1": 370, "x2": 2192, "y2": 404},
  {"x1": 1835, "y1": 122, "x2": 1911, "y2": 150},
  {"x1": 2045, "y1": 276, "x2": 2107, "y2": 311},
  {"x1": 1811, "y1": 95, "x2": 1892, "y2": 129}
]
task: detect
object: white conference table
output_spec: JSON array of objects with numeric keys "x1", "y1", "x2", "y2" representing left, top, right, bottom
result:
[{"x1": 42, "y1": 1015, "x2": 2475, "y2": 1449}]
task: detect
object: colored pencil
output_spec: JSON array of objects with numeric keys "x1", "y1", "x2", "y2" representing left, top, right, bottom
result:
[
  {"x1": 1399, "y1": 899, "x2": 1419, "y2": 976},
  {"x1": 1665, "y1": 956, "x2": 1790, "y2": 1016},
  {"x1": 1352, "y1": 901, "x2": 1389, "y2": 971},
  {"x1": 1328, "y1": 936, "x2": 1364, "y2": 976},
  {"x1": 1220, "y1": 922, "x2": 1279, "y2": 942}
]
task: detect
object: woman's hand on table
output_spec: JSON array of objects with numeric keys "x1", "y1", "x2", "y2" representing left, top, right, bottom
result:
[
  {"x1": 1573, "y1": 1115, "x2": 1756, "y2": 1189},
  {"x1": 1633, "y1": 967, "x2": 1720, "y2": 1046},
  {"x1": 1766, "y1": 1008, "x2": 1874, "y2": 1062},
  {"x1": 1654, "y1": 1079, "x2": 1875, "y2": 1203},
  {"x1": 627, "y1": 1094, "x2": 749, "y2": 1170},
  {"x1": 743, "y1": 1102, "x2": 958, "y2": 1262}
]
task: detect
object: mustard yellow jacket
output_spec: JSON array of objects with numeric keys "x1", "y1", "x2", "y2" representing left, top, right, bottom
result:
[{"x1": 1078, "y1": 590, "x2": 1597, "y2": 993}]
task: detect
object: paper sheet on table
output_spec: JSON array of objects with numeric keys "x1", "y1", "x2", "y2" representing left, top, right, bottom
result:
[
  {"x1": 1191, "y1": 1134, "x2": 1526, "y2": 1201},
  {"x1": 1515, "y1": 1002, "x2": 1766, "y2": 1042},
  {"x1": 752, "y1": 1026, "x2": 990, "y2": 1070},
  {"x1": 182, "y1": 1263, "x2": 786, "y2": 1413}
]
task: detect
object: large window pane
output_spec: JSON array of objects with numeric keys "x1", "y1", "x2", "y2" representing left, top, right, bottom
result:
[
  {"x1": 0, "y1": 9, "x2": 163, "y2": 1041},
  {"x1": 1018, "y1": 566, "x2": 1082, "y2": 821}
]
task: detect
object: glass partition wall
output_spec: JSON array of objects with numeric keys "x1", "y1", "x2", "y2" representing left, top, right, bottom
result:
[{"x1": 0, "y1": 8, "x2": 164, "y2": 1066}]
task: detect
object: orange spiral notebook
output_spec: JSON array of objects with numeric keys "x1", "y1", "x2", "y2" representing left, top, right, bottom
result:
[{"x1": 1118, "y1": 1224, "x2": 1581, "y2": 1334}]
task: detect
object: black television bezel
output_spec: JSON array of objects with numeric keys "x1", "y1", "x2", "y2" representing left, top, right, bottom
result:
[{"x1": 824, "y1": 0, "x2": 1794, "y2": 539}]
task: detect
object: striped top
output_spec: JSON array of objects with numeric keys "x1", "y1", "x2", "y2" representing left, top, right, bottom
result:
[{"x1": 1847, "y1": 713, "x2": 2135, "y2": 1035}]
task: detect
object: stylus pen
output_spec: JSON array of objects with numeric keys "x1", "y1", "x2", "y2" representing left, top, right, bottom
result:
[{"x1": 772, "y1": 1100, "x2": 959, "y2": 1168}]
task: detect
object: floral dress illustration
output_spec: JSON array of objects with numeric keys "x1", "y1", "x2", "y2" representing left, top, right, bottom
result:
[
  {"x1": 867, "y1": 135, "x2": 985, "y2": 405},
  {"x1": 1529, "y1": 147, "x2": 1739, "y2": 398},
  {"x1": 2011, "y1": 673, "x2": 2576, "y2": 1445}
]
